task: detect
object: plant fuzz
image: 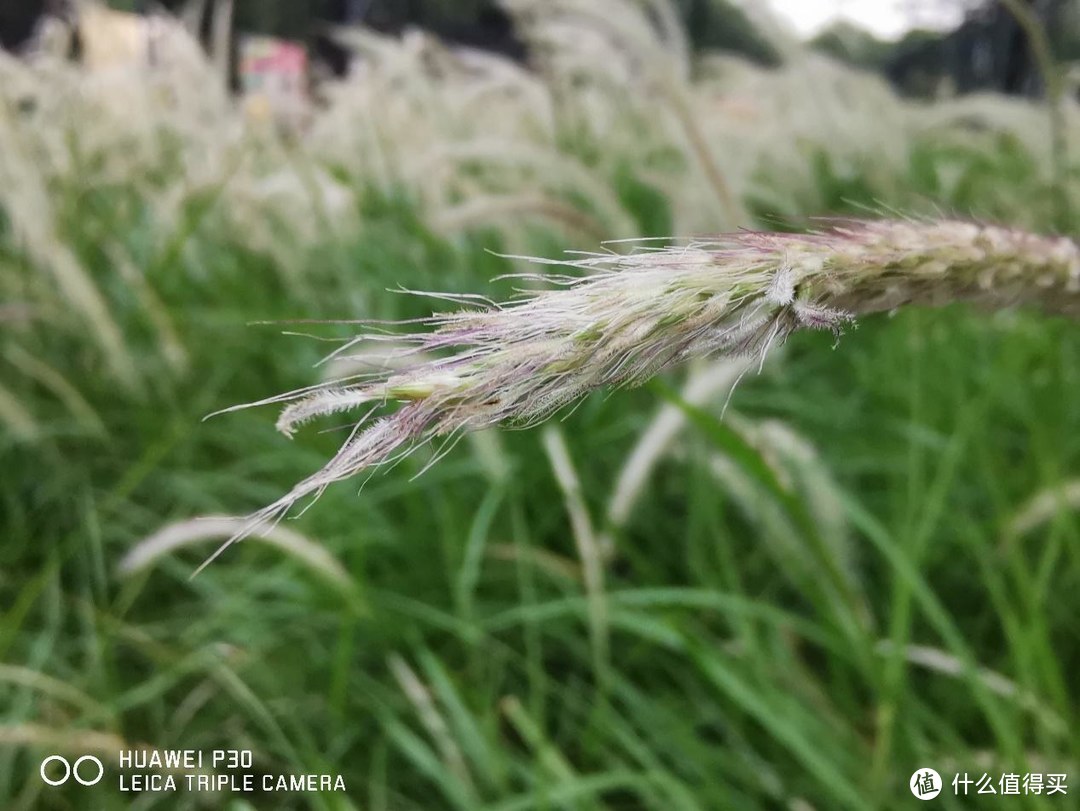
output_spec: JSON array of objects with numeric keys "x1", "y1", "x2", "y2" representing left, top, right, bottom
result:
[{"x1": 212, "y1": 218, "x2": 1079, "y2": 564}]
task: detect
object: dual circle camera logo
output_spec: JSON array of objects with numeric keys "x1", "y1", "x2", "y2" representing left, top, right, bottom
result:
[{"x1": 40, "y1": 755, "x2": 105, "y2": 787}]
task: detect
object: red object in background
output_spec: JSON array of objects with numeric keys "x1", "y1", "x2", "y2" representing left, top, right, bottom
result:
[{"x1": 239, "y1": 36, "x2": 310, "y2": 128}]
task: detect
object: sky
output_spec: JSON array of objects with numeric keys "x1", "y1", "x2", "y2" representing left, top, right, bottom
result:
[{"x1": 766, "y1": 0, "x2": 972, "y2": 41}]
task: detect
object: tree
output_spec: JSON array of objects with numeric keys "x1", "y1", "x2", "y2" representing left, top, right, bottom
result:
[
  {"x1": 676, "y1": 0, "x2": 781, "y2": 65},
  {"x1": 810, "y1": 21, "x2": 893, "y2": 71}
]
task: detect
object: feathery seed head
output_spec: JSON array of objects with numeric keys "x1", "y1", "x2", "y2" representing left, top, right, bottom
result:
[{"x1": 215, "y1": 219, "x2": 1079, "y2": 562}]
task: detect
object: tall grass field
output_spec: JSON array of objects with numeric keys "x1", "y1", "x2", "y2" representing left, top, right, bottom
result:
[{"x1": 1, "y1": 1, "x2": 1079, "y2": 809}]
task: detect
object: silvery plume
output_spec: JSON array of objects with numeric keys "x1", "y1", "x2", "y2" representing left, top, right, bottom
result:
[{"x1": 208, "y1": 219, "x2": 1080, "y2": 567}]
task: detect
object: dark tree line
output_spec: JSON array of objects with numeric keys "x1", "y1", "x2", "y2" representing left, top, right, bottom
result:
[
  {"x1": 2, "y1": 0, "x2": 1075, "y2": 100},
  {"x1": 0, "y1": 0, "x2": 777, "y2": 66},
  {"x1": 813, "y1": 0, "x2": 1079, "y2": 98},
  {"x1": 0, "y1": 0, "x2": 66, "y2": 49}
]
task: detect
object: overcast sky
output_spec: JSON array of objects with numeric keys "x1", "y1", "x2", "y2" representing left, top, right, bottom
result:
[{"x1": 766, "y1": 0, "x2": 972, "y2": 41}]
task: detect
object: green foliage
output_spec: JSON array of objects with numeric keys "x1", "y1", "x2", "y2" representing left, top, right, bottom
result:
[
  {"x1": 2, "y1": 8, "x2": 1080, "y2": 808},
  {"x1": 678, "y1": 0, "x2": 781, "y2": 66},
  {"x1": 747, "y1": 125, "x2": 1079, "y2": 236},
  {"x1": 3, "y1": 133, "x2": 1080, "y2": 807},
  {"x1": 810, "y1": 22, "x2": 893, "y2": 72}
]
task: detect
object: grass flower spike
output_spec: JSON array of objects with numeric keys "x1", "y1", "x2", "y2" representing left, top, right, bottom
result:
[{"x1": 215, "y1": 219, "x2": 1080, "y2": 563}]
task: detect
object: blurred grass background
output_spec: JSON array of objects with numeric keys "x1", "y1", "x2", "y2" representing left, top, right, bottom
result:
[{"x1": 2, "y1": 1, "x2": 1080, "y2": 809}]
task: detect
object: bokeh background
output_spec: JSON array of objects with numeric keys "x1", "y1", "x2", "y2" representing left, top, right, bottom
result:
[{"x1": 2, "y1": 0, "x2": 1080, "y2": 808}]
